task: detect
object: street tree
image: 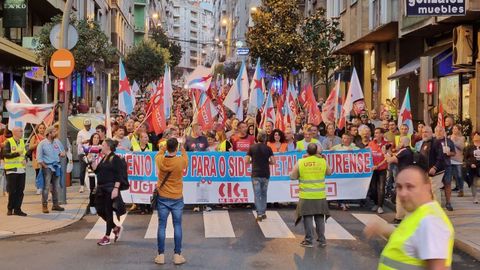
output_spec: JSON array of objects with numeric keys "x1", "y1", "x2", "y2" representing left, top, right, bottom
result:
[
  {"x1": 150, "y1": 27, "x2": 182, "y2": 69},
  {"x1": 301, "y1": 8, "x2": 345, "y2": 89},
  {"x1": 246, "y1": 0, "x2": 303, "y2": 77},
  {"x1": 35, "y1": 15, "x2": 116, "y2": 72},
  {"x1": 125, "y1": 39, "x2": 170, "y2": 90}
]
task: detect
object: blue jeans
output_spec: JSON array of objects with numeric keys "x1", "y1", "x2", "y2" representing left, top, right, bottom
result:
[
  {"x1": 252, "y1": 177, "x2": 269, "y2": 215},
  {"x1": 157, "y1": 197, "x2": 184, "y2": 254},
  {"x1": 448, "y1": 164, "x2": 464, "y2": 190}
]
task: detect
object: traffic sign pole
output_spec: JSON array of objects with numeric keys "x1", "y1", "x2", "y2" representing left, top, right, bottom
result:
[{"x1": 57, "y1": 0, "x2": 73, "y2": 204}]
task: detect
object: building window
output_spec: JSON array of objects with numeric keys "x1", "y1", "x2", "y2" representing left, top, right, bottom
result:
[{"x1": 340, "y1": 0, "x2": 347, "y2": 13}]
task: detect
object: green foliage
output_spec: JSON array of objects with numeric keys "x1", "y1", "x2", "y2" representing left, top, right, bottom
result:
[
  {"x1": 301, "y1": 8, "x2": 345, "y2": 88},
  {"x1": 214, "y1": 63, "x2": 224, "y2": 76},
  {"x1": 246, "y1": 0, "x2": 303, "y2": 77},
  {"x1": 35, "y1": 15, "x2": 116, "y2": 71},
  {"x1": 150, "y1": 27, "x2": 182, "y2": 68},
  {"x1": 223, "y1": 61, "x2": 241, "y2": 79},
  {"x1": 124, "y1": 39, "x2": 170, "y2": 89}
]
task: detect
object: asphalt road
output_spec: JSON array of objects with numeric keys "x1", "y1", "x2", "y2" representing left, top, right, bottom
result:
[{"x1": 0, "y1": 206, "x2": 478, "y2": 270}]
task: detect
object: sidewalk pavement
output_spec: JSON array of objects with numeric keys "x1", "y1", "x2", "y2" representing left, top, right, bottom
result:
[
  {"x1": 447, "y1": 188, "x2": 480, "y2": 260},
  {"x1": 0, "y1": 167, "x2": 89, "y2": 239}
]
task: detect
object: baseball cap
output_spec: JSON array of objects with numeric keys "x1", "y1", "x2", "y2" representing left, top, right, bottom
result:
[{"x1": 84, "y1": 119, "x2": 91, "y2": 125}]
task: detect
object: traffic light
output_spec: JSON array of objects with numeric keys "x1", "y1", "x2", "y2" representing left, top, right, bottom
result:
[
  {"x1": 427, "y1": 79, "x2": 435, "y2": 94},
  {"x1": 59, "y1": 78, "x2": 66, "y2": 92}
]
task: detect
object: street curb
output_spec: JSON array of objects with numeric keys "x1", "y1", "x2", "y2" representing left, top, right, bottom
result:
[
  {"x1": 384, "y1": 199, "x2": 480, "y2": 261},
  {"x1": 0, "y1": 198, "x2": 89, "y2": 240},
  {"x1": 455, "y1": 238, "x2": 480, "y2": 261}
]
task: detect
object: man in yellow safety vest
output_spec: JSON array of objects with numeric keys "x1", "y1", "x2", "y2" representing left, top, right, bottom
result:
[
  {"x1": 364, "y1": 166, "x2": 454, "y2": 270},
  {"x1": 290, "y1": 143, "x2": 331, "y2": 248},
  {"x1": 2, "y1": 127, "x2": 27, "y2": 216}
]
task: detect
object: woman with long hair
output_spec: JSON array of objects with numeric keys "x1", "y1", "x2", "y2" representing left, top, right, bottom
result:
[
  {"x1": 30, "y1": 123, "x2": 46, "y2": 195},
  {"x1": 267, "y1": 129, "x2": 288, "y2": 153},
  {"x1": 216, "y1": 129, "x2": 232, "y2": 152},
  {"x1": 84, "y1": 133, "x2": 102, "y2": 214}
]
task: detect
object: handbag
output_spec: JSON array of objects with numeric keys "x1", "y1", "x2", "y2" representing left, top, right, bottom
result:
[{"x1": 151, "y1": 171, "x2": 171, "y2": 206}]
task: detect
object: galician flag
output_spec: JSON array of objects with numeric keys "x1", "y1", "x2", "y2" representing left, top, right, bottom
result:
[
  {"x1": 247, "y1": 58, "x2": 265, "y2": 115},
  {"x1": 186, "y1": 66, "x2": 213, "y2": 91},
  {"x1": 8, "y1": 81, "x2": 32, "y2": 130},
  {"x1": 6, "y1": 102, "x2": 54, "y2": 125},
  {"x1": 398, "y1": 88, "x2": 414, "y2": 135},
  {"x1": 224, "y1": 60, "x2": 249, "y2": 121},
  {"x1": 118, "y1": 59, "x2": 134, "y2": 115},
  {"x1": 260, "y1": 85, "x2": 276, "y2": 129}
]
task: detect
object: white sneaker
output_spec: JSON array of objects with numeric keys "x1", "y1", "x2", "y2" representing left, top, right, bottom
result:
[
  {"x1": 36, "y1": 189, "x2": 42, "y2": 195},
  {"x1": 371, "y1": 205, "x2": 379, "y2": 212},
  {"x1": 203, "y1": 206, "x2": 212, "y2": 212},
  {"x1": 193, "y1": 206, "x2": 200, "y2": 212},
  {"x1": 377, "y1": 207, "x2": 384, "y2": 214},
  {"x1": 90, "y1": 207, "x2": 97, "y2": 215},
  {"x1": 79, "y1": 186, "x2": 84, "y2": 193}
]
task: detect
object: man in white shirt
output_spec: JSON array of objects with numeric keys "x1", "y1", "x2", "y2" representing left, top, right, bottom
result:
[
  {"x1": 95, "y1": 96, "x2": 103, "y2": 113},
  {"x1": 76, "y1": 119, "x2": 95, "y2": 193},
  {"x1": 364, "y1": 166, "x2": 454, "y2": 270}
]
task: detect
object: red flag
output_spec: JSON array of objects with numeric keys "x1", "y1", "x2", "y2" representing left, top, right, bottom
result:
[
  {"x1": 149, "y1": 81, "x2": 167, "y2": 134},
  {"x1": 298, "y1": 86, "x2": 307, "y2": 106},
  {"x1": 303, "y1": 85, "x2": 322, "y2": 125},
  {"x1": 175, "y1": 105, "x2": 182, "y2": 126},
  {"x1": 197, "y1": 96, "x2": 218, "y2": 131},
  {"x1": 437, "y1": 102, "x2": 444, "y2": 128},
  {"x1": 308, "y1": 103, "x2": 322, "y2": 126},
  {"x1": 275, "y1": 105, "x2": 284, "y2": 130}
]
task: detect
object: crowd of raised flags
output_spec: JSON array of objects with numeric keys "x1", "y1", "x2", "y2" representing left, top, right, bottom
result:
[{"x1": 3, "y1": 57, "x2": 422, "y2": 144}]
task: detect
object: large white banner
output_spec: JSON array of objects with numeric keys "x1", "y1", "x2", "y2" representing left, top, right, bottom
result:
[{"x1": 118, "y1": 149, "x2": 374, "y2": 204}]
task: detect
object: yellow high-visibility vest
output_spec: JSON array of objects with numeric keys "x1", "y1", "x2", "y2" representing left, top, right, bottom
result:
[
  {"x1": 378, "y1": 201, "x2": 454, "y2": 270},
  {"x1": 4, "y1": 138, "x2": 26, "y2": 170},
  {"x1": 297, "y1": 155, "x2": 326, "y2": 199}
]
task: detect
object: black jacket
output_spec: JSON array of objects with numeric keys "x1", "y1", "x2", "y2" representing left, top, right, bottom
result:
[{"x1": 417, "y1": 138, "x2": 454, "y2": 174}]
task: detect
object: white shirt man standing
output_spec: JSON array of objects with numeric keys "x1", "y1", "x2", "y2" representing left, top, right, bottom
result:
[{"x1": 76, "y1": 119, "x2": 95, "y2": 193}]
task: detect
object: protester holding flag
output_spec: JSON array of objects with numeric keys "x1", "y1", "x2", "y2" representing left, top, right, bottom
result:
[
  {"x1": 37, "y1": 126, "x2": 66, "y2": 214},
  {"x1": 29, "y1": 123, "x2": 46, "y2": 195},
  {"x1": 185, "y1": 123, "x2": 208, "y2": 152}
]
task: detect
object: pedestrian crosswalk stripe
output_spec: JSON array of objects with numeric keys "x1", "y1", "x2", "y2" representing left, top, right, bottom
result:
[
  {"x1": 252, "y1": 211, "x2": 295, "y2": 238},
  {"x1": 352, "y1": 213, "x2": 394, "y2": 239},
  {"x1": 144, "y1": 212, "x2": 174, "y2": 239},
  {"x1": 85, "y1": 213, "x2": 128, "y2": 240},
  {"x1": 324, "y1": 217, "x2": 356, "y2": 240},
  {"x1": 203, "y1": 210, "x2": 235, "y2": 238}
]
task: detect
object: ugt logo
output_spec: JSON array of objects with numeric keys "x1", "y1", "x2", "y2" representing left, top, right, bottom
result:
[{"x1": 218, "y1": 183, "x2": 248, "y2": 203}]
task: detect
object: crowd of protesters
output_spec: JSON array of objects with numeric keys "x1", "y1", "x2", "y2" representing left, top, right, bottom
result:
[{"x1": 1, "y1": 82, "x2": 479, "y2": 223}]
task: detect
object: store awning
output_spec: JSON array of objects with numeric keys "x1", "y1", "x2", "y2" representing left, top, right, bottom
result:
[
  {"x1": 388, "y1": 43, "x2": 451, "y2": 80},
  {"x1": 388, "y1": 58, "x2": 420, "y2": 80},
  {"x1": 0, "y1": 37, "x2": 39, "y2": 67}
]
